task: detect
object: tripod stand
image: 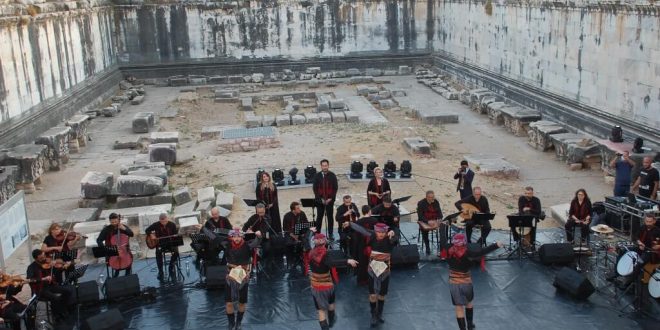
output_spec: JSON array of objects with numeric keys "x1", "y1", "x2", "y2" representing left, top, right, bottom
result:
[
  {"x1": 66, "y1": 264, "x2": 88, "y2": 329},
  {"x1": 506, "y1": 214, "x2": 535, "y2": 262},
  {"x1": 157, "y1": 235, "x2": 185, "y2": 281}
]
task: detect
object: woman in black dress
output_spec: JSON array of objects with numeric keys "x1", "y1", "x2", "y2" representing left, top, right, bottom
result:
[{"x1": 256, "y1": 172, "x2": 282, "y2": 234}]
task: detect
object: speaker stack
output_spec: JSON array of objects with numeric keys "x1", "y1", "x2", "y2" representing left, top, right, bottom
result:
[
  {"x1": 205, "y1": 265, "x2": 228, "y2": 289},
  {"x1": 539, "y1": 243, "x2": 575, "y2": 265},
  {"x1": 76, "y1": 280, "x2": 101, "y2": 305},
  {"x1": 391, "y1": 244, "x2": 420, "y2": 267},
  {"x1": 83, "y1": 308, "x2": 126, "y2": 330},
  {"x1": 553, "y1": 267, "x2": 595, "y2": 300},
  {"x1": 105, "y1": 274, "x2": 141, "y2": 301}
]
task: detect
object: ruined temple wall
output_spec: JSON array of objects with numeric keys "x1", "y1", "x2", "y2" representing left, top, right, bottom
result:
[
  {"x1": 0, "y1": 4, "x2": 117, "y2": 125},
  {"x1": 434, "y1": 1, "x2": 660, "y2": 131},
  {"x1": 113, "y1": 0, "x2": 435, "y2": 63}
]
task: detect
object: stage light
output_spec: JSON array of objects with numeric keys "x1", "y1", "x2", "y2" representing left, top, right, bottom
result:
[
  {"x1": 632, "y1": 137, "x2": 644, "y2": 153},
  {"x1": 350, "y1": 161, "x2": 363, "y2": 179},
  {"x1": 400, "y1": 160, "x2": 412, "y2": 178},
  {"x1": 384, "y1": 160, "x2": 396, "y2": 178},
  {"x1": 610, "y1": 125, "x2": 623, "y2": 143},
  {"x1": 256, "y1": 169, "x2": 266, "y2": 184},
  {"x1": 289, "y1": 167, "x2": 300, "y2": 185},
  {"x1": 304, "y1": 165, "x2": 317, "y2": 184},
  {"x1": 366, "y1": 161, "x2": 378, "y2": 178},
  {"x1": 272, "y1": 168, "x2": 285, "y2": 186}
]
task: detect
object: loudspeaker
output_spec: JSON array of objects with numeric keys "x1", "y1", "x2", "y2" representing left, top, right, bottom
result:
[
  {"x1": 553, "y1": 267, "x2": 595, "y2": 300},
  {"x1": 105, "y1": 274, "x2": 140, "y2": 301},
  {"x1": 206, "y1": 265, "x2": 228, "y2": 289},
  {"x1": 76, "y1": 280, "x2": 100, "y2": 305},
  {"x1": 327, "y1": 249, "x2": 350, "y2": 268},
  {"x1": 391, "y1": 244, "x2": 420, "y2": 267},
  {"x1": 82, "y1": 308, "x2": 125, "y2": 330},
  {"x1": 539, "y1": 243, "x2": 574, "y2": 265}
]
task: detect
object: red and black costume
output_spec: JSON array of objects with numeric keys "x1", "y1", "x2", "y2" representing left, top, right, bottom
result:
[
  {"x1": 417, "y1": 198, "x2": 444, "y2": 254},
  {"x1": 455, "y1": 195, "x2": 491, "y2": 244},
  {"x1": 256, "y1": 184, "x2": 282, "y2": 233},
  {"x1": 354, "y1": 216, "x2": 377, "y2": 285},
  {"x1": 565, "y1": 198, "x2": 592, "y2": 243},
  {"x1": 313, "y1": 171, "x2": 338, "y2": 237},
  {"x1": 335, "y1": 203, "x2": 359, "y2": 257},
  {"x1": 145, "y1": 221, "x2": 179, "y2": 278},
  {"x1": 638, "y1": 222, "x2": 660, "y2": 283},
  {"x1": 283, "y1": 210, "x2": 311, "y2": 271},
  {"x1": 222, "y1": 234, "x2": 261, "y2": 329},
  {"x1": 367, "y1": 178, "x2": 391, "y2": 207}
]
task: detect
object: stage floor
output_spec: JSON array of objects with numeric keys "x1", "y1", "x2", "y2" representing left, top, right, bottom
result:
[{"x1": 56, "y1": 224, "x2": 658, "y2": 330}]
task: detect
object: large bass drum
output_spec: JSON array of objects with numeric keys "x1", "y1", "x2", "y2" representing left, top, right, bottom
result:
[
  {"x1": 616, "y1": 251, "x2": 642, "y2": 276},
  {"x1": 649, "y1": 268, "x2": 660, "y2": 299}
]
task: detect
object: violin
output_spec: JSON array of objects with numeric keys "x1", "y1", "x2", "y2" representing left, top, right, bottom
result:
[
  {"x1": 39, "y1": 256, "x2": 72, "y2": 270},
  {"x1": 54, "y1": 230, "x2": 87, "y2": 243},
  {"x1": 0, "y1": 274, "x2": 36, "y2": 288}
]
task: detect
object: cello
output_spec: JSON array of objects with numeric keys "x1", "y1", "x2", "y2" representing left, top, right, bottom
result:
[{"x1": 108, "y1": 224, "x2": 133, "y2": 271}]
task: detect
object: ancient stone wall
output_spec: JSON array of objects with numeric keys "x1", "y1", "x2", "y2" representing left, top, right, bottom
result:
[{"x1": 433, "y1": 1, "x2": 660, "y2": 133}]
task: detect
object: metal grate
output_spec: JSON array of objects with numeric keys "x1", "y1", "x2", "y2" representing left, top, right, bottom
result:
[{"x1": 221, "y1": 127, "x2": 276, "y2": 139}]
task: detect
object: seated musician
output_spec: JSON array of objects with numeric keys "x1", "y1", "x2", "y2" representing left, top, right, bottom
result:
[
  {"x1": 372, "y1": 196, "x2": 400, "y2": 229},
  {"x1": 282, "y1": 201, "x2": 312, "y2": 271},
  {"x1": 564, "y1": 189, "x2": 591, "y2": 244},
  {"x1": 454, "y1": 187, "x2": 491, "y2": 245},
  {"x1": 199, "y1": 207, "x2": 233, "y2": 266},
  {"x1": 41, "y1": 223, "x2": 82, "y2": 283},
  {"x1": 26, "y1": 249, "x2": 74, "y2": 321},
  {"x1": 512, "y1": 187, "x2": 542, "y2": 249},
  {"x1": 355, "y1": 205, "x2": 378, "y2": 286},
  {"x1": 243, "y1": 203, "x2": 271, "y2": 253},
  {"x1": 637, "y1": 213, "x2": 660, "y2": 285},
  {"x1": 222, "y1": 227, "x2": 261, "y2": 330},
  {"x1": 146, "y1": 213, "x2": 180, "y2": 281},
  {"x1": 336, "y1": 195, "x2": 359, "y2": 257},
  {"x1": 418, "y1": 190, "x2": 444, "y2": 256},
  {"x1": 96, "y1": 213, "x2": 134, "y2": 277},
  {"x1": 0, "y1": 274, "x2": 28, "y2": 329}
]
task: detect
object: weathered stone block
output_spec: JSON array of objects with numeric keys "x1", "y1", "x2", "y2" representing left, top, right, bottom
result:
[
  {"x1": 308, "y1": 79, "x2": 319, "y2": 88},
  {"x1": 175, "y1": 200, "x2": 198, "y2": 215},
  {"x1": 120, "y1": 162, "x2": 166, "y2": 175},
  {"x1": 330, "y1": 111, "x2": 345, "y2": 123},
  {"x1": 201, "y1": 126, "x2": 225, "y2": 139},
  {"x1": 252, "y1": 73, "x2": 264, "y2": 83},
  {"x1": 383, "y1": 70, "x2": 398, "y2": 76},
  {"x1": 116, "y1": 175, "x2": 163, "y2": 196},
  {"x1": 402, "y1": 137, "x2": 431, "y2": 156},
  {"x1": 343, "y1": 111, "x2": 360, "y2": 123},
  {"x1": 378, "y1": 91, "x2": 391, "y2": 99},
  {"x1": 78, "y1": 198, "x2": 105, "y2": 209},
  {"x1": 0, "y1": 166, "x2": 17, "y2": 205},
  {"x1": 35, "y1": 126, "x2": 71, "y2": 171},
  {"x1": 356, "y1": 85, "x2": 370, "y2": 96},
  {"x1": 169, "y1": 77, "x2": 188, "y2": 87},
  {"x1": 102, "y1": 106, "x2": 118, "y2": 117},
  {"x1": 398, "y1": 66, "x2": 412, "y2": 75},
  {"x1": 215, "y1": 191, "x2": 234, "y2": 210},
  {"x1": 378, "y1": 99, "x2": 396, "y2": 109},
  {"x1": 173, "y1": 187, "x2": 192, "y2": 205},
  {"x1": 148, "y1": 143, "x2": 177, "y2": 165},
  {"x1": 197, "y1": 186, "x2": 216, "y2": 203},
  {"x1": 138, "y1": 212, "x2": 161, "y2": 233},
  {"x1": 127, "y1": 167, "x2": 168, "y2": 185},
  {"x1": 0, "y1": 144, "x2": 47, "y2": 185},
  {"x1": 365, "y1": 68, "x2": 383, "y2": 76},
  {"x1": 64, "y1": 208, "x2": 101, "y2": 223},
  {"x1": 131, "y1": 95, "x2": 145, "y2": 105},
  {"x1": 208, "y1": 76, "x2": 227, "y2": 84},
  {"x1": 80, "y1": 171, "x2": 114, "y2": 199},
  {"x1": 132, "y1": 113, "x2": 151, "y2": 133},
  {"x1": 527, "y1": 120, "x2": 569, "y2": 151},
  {"x1": 240, "y1": 97, "x2": 253, "y2": 111},
  {"x1": 304, "y1": 113, "x2": 320, "y2": 124},
  {"x1": 215, "y1": 89, "x2": 239, "y2": 98},
  {"x1": 98, "y1": 204, "x2": 171, "y2": 223},
  {"x1": 346, "y1": 68, "x2": 361, "y2": 76},
  {"x1": 349, "y1": 76, "x2": 374, "y2": 84},
  {"x1": 262, "y1": 115, "x2": 275, "y2": 127},
  {"x1": 291, "y1": 114, "x2": 306, "y2": 125},
  {"x1": 196, "y1": 200, "x2": 214, "y2": 221},
  {"x1": 329, "y1": 99, "x2": 345, "y2": 109},
  {"x1": 245, "y1": 113, "x2": 263, "y2": 128},
  {"x1": 276, "y1": 115, "x2": 291, "y2": 126},
  {"x1": 74, "y1": 218, "x2": 128, "y2": 235},
  {"x1": 150, "y1": 132, "x2": 179, "y2": 144},
  {"x1": 65, "y1": 114, "x2": 90, "y2": 147},
  {"x1": 318, "y1": 112, "x2": 332, "y2": 123},
  {"x1": 306, "y1": 67, "x2": 321, "y2": 74}
]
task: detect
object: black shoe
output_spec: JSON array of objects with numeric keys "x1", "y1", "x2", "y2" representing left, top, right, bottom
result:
[
  {"x1": 468, "y1": 323, "x2": 475, "y2": 330},
  {"x1": 370, "y1": 314, "x2": 378, "y2": 327},
  {"x1": 157, "y1": 272, "x2": 164, "y2": 281},
  {"x1": 328, "y1": 311, "x2": 336, "y2": 327},
  {"x1": 425, "y1": 247, "x2": 431, "y2": 256},
  {"x1": 378, "y1": 314, "x2": 385, "y2": 323}
]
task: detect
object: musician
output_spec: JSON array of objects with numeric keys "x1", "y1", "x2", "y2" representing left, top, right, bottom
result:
[
  {"x1": 637, "y1": 213, "x2": 660, "y2": 284},
  {"x1": 0, "y1": 274, "x2": 27, "y2": 329},
  {"x1": 26, "y1": 249, "x2": 74, "y2": 321},
  {"x1": 242, "y1": 203, "x2": 271, "y2": 238},
  {"x1": 96, "y1": 213, "x2": 134, "y2": 277},
  {"x1": 512, "y1": 187, "x2": 542, "y2": 247},
  {"x1": 199, "y1": 207, "x2": 233, "y2": 266},
  {"x1": 146, "y1": 213, "x2": 180, "y2": 281},
  {"x1": 454, "y1": 187, "x2": 491, "y2": 245},
  {"x1": 308, "y1": 233, "x2": 358, "y2": 330},
  {"x1": 454, "y1": 160, "x2": 475, "y2": 199},
  {"x1": 355, "y1": 205, "x2": 378, "y2": 285},
  {"x1": 352, "y1": 222, "x2": 397, "y2": 327},
  {"x1": 41, "y1": 223, "x2": 81, "y2": 256},
  {"x1": 336, "y1": 195, "x2": 359, "y2": 257},
  {"x1": 418, "y1": 191, "x2": 444, "y2": 256},
  {"x1": 312, "y1": 159, "x2": 338, "y2": 240},
  {"x1": 564, "y1": 189, "x2": 592, "y2": 244},
  {"x1": 283, "y1": 201, "x2": 311, "y2": 271},
  {"x1": 609, "y1": 151, "x2": 635, "y2": 197},
  {"x1": 223, "y1": 228, "x2": 261, "y2": 330},
  {"x1": 367, "y1": 167, "x2": 391, "y2": 207},
  {"x1": 371, "y1": 196, "x2": 400, "y2": 229},
  {"x1": 632, "y1": 156, "x2": 659, "y2": 200},
  {"x1": 446, "y1": 234, "x2": 502, "y2": 330},
  {"x1": 204, "y1": 207, "x2": 232, "y2": 232},
  {"x1": 256, "y1": 172, "x2": 282, "y2": 233}
]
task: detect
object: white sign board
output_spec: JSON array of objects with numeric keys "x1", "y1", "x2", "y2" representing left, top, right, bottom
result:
[{"x1": 0, "y1": 191, "x2": 30, "y2": 270}]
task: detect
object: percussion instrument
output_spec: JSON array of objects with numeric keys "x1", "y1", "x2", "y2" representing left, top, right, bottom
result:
[
  {"x1": 417, "y1": 220, "x2": 440, "y2": 231},
  {"x1": 616, "y1": 241, "x2": 636, "y2": 254},
  {"x1": 649, "y1": 268, "x2": 660, "y2": 298},
  {"x1": 590, "y1": 224, "x2": 614, "y2": 235},
  {"x1": 459, "y1": 203, "x2": 480, "y2": 220},
  {"x1": 617, "y1": 251, "x2": 642, "y2": 276}
]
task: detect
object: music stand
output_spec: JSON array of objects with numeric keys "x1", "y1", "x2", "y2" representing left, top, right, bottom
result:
[
  {"x1": 243, "y1": 199, "x2": 260, "y2": 208},
  {"x1": 53, "y1": 250, "x2": 77, "y2": 261},
  {"x1": 506, "y1": 215, "x2": 534, "y2": 261},
  {"x1": 391, "y1": 195, "x2": 412, "y2": 205},
  {"x1": 390, "y1": 196, "x2": 412, "y2": 244},
  {"x1": 469, "y1": 213, "x2": 495, "y2": 246},
  {"x1": 158, "y1": 235, "x2": 185, "y2": 280},
  {"x1": 301, "y1": 198, "x2": 321, "y2": 236},
  {"x1": 92, "y1": 246, "x2": 118, "y2": 279},
  {"x1": 66, "y1": 264, "x2": 89, "y2": 328},
  {"x1": 18, "y1": 294, "x2": 38, "y2": 329},
  {"x1": 294, "y1": 222, "x2": 311, "y2": 235}
]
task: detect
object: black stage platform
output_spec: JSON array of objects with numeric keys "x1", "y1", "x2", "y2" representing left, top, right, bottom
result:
[{"x1": 54, "y1": 224, "x2": 657, "y2": 330}]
